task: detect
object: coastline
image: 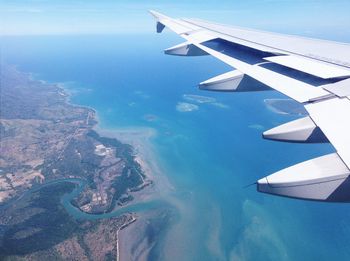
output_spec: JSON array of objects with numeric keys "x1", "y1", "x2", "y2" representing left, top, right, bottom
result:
[
  {"x1": 0, "y1": 64, "x2": 174, "y2": 259},
  {"x1": 9, "y1": 64, "x2": 172, "y2": 205},
  {"x1": 27, "y1": 66, "x2": 160, "y2": 211},
  {"x1": 93, "y1": 125, "x2": 174, "y2": 208}
]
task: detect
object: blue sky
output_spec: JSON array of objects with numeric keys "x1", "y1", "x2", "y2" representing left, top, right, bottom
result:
[{"x1": 1, "y1": 0, "x2": 350, "y2": 40}]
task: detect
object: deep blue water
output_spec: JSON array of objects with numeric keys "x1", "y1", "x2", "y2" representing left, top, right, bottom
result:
[{"x1": 2, "y1": 33, "x2": 350, "y2": 260}]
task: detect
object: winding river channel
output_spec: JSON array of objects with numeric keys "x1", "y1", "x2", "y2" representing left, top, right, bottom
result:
[
  {"x1": 6, "y1": 179, "x2": 163, "y2": 221},
  {"x1": 61, "y1": 179, "x2": 164, "y2": 220}
]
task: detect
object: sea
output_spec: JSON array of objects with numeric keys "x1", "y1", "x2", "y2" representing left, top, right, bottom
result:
[{"x1": 2, "y1": 32, "x2": 350, "y2": 260}]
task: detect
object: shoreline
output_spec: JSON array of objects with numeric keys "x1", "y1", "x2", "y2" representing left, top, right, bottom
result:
[
  {"x1": 36, "y1": 62, "x2": 175, "y2": 199},
  {"x1": 13, "y1": 65, "x2": 174, "y2": 209},
  {"x1": 1, "y1": 64, "x2": 175, "y2": 259},
  {"x1": 116, "y1": 215, "x2": 137, "y2": 261},
  {"x1": 27, "y1": 67, "x2": 166, "y2": 211},
  {"x1": 25, "y1": 66, "x2": 169, "y2": 196},
  {"x1": 93, "y1": 125, "x2": 174, "y2": 205}
]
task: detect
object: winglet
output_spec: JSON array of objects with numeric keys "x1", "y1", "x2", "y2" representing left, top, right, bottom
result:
[{"x1": 149, "y1": 10, "x2": 169, "y2": 33}]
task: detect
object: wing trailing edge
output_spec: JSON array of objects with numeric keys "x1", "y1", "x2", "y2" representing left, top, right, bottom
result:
[{"x1": 264, "y1": 55, "x2": 350, "y2": 79}]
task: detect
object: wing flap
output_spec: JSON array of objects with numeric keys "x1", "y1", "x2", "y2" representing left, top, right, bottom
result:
[
  {"x1": 306, "y1": 97, "x2": 350, "y2": 169},
  {"x1": 322, "y1": 78, "x2": 350, "y2": 97},
  {"x1": 264, "y1": 55, "x2": 350, "y2": 79}
]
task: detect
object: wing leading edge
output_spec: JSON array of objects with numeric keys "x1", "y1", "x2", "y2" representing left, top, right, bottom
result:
[{"x1": 150, "y1": 10, "x2": 350, "y2": 202}]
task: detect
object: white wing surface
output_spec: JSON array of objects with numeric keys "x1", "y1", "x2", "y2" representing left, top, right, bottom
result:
[{"x1": 150, "y1": 11, "x2": 350, "y2": 202}]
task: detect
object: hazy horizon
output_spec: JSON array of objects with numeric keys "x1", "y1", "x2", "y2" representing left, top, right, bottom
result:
[{"x1": 1, "y1": 0, "x2": 350, "y2": 41}]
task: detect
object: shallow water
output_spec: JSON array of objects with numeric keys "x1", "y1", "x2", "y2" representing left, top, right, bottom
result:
[{"x1": 3, "y1": 34, "x2": 350, "y2": 260}]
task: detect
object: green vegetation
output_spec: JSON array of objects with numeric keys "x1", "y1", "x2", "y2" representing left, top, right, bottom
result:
[
  {"x1": 0, "y1": 182, "x2": 79, "y2": 256},
  {"x1": 41, "y1": 135, "x2": 102, "y2": 182}
]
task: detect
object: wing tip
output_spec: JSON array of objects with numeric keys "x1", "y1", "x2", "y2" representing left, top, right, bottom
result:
[
  {"x1": 148, "y1": 10, "x2": 158, "y2": 18},
  {"x1": 148, "y1": 10, "x2": 169, "y2": 20}
]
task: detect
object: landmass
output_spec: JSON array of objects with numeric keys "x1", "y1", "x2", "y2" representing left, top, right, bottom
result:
[
  {"x1": 0, "y1": 65, "x2": 154, "y2": 259},
  {"x1": 176, "y1": 102, "x2": 199, "y2": 112},
  {"x1": 0, "y1": 182, "x2": 137, "y2": 260},
  {"x1": 181, "y1": 94, "x2": 229, "y2": 110},
  {"x1": 183, "y1": 94, "x2": 216, "y2": 104}
]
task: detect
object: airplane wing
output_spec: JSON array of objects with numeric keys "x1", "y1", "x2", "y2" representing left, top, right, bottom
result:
[{"x1": 150, "y1": 10, "x2": 350, "y2": 202}]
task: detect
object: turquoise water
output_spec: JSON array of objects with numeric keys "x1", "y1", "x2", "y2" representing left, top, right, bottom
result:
[{"x1": 3, "y1": 34, "x2": 350, "y2": 260}]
